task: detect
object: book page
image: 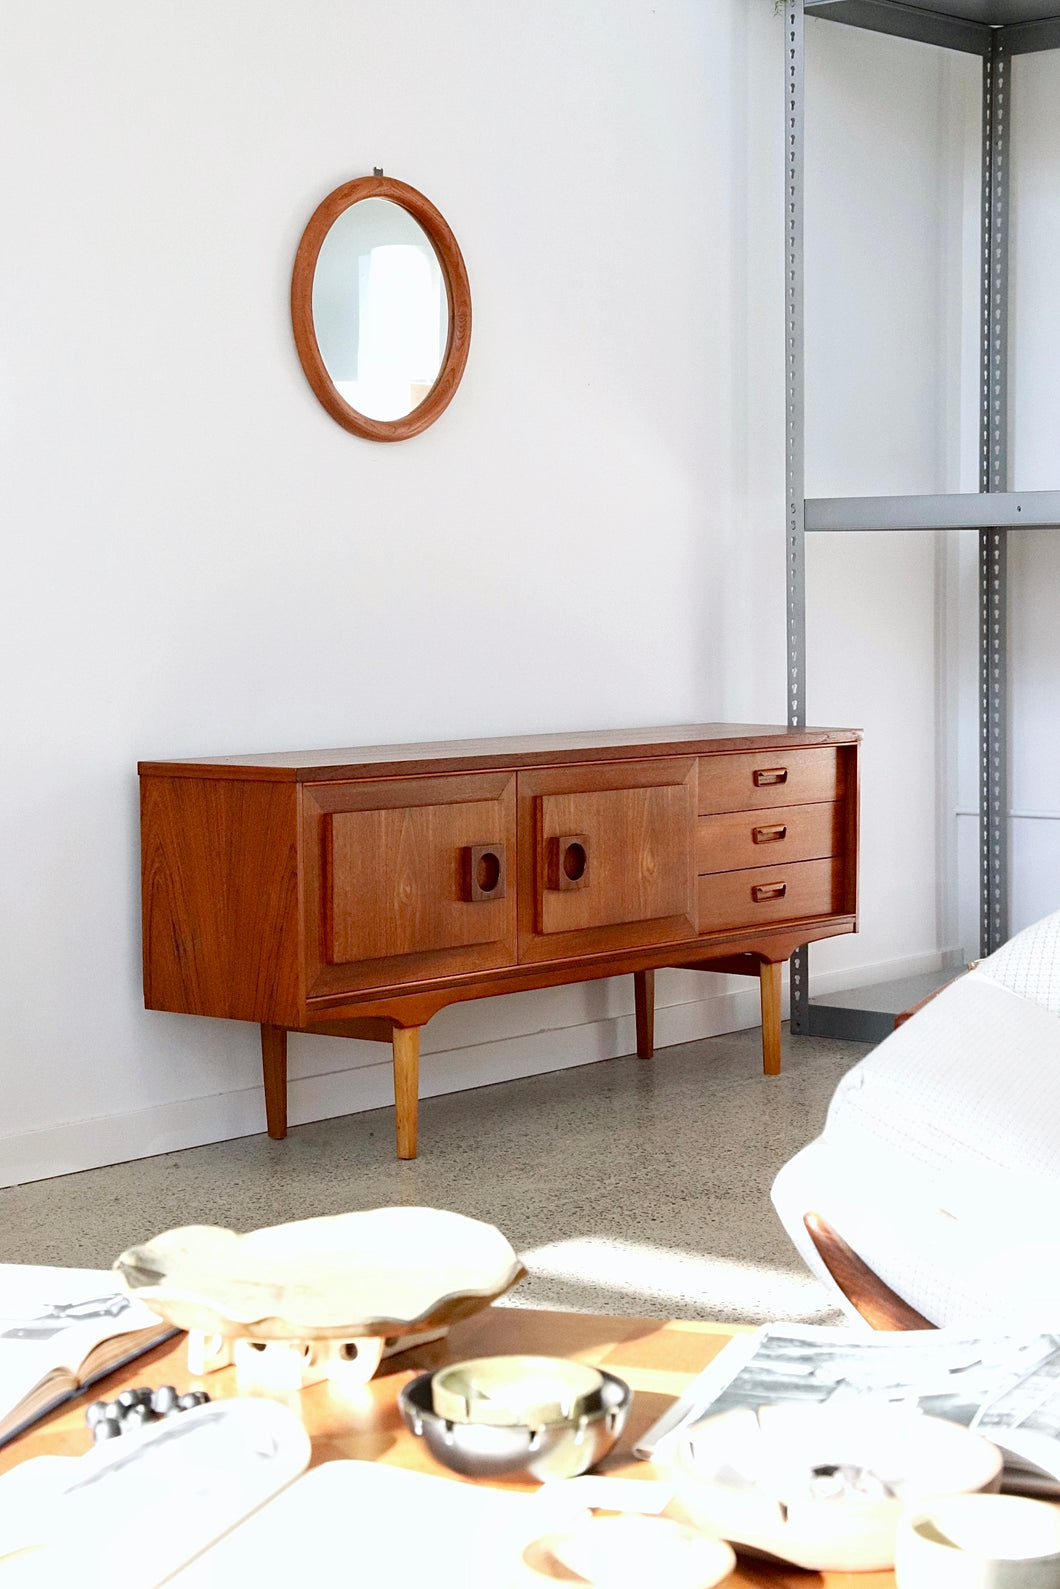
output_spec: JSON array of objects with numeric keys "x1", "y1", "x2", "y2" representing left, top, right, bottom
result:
[
  {"x1": 0, "y1": 1265, "x2": 166, "y2": 1438},
  {"x1": 172, "y1": 1460, "x2": 548, "y2": 1589}
]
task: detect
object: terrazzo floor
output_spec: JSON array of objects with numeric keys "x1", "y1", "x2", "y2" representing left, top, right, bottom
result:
[{"x1": 0, "y1": 1026, "x2": 870, "y2": 1326}]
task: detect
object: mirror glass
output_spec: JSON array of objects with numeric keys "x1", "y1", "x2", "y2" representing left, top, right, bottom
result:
[{"x1": 311, "y1": 198, "x2": 448, "y2": 423}]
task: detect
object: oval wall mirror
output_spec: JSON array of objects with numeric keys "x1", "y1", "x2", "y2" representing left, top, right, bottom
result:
[{"x1": 291, "y1": 174, "x2": 472, "y2": 442}]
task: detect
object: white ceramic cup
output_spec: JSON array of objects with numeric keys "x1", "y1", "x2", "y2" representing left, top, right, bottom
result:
[{"x1": 895, "y1": 1494, "x2": 1060, "y2": 1589}]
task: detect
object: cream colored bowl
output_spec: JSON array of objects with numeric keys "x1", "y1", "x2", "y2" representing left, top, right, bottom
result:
[
  {"x1": 895, "y1": 1494, "x2": 1060, "y2": 1589},
  {"x1": 431, "y1": 1356, "x2": 605, "y2": 1427},
  {"x1": 671, "y1": 1402, "x2": 1003, "y2": 1573}
]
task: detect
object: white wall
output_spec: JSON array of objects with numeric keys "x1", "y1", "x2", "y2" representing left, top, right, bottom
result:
[
  {"x1": 4, "y1": 2, "x2": 1037, "y2": 1188},
  {"x1": 802, "y1": 23, "x2": 979, "y2": 983},
  {"x1": 989, "y1": 50, "x2": 1060, "y2": 938},
  {"x1": 802, "y1": 24, "x2": 1060, "y2": 979}
]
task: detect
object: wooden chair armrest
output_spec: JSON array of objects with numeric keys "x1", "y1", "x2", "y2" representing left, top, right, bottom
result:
[{"x1": 803, "y1": 1212, "x2": 935, "y2": 1331}]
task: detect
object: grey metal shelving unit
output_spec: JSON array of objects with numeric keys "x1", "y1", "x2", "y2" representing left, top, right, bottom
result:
[{"x1": 784, "y1": 0, "x2": 1060, "y2": 1040}]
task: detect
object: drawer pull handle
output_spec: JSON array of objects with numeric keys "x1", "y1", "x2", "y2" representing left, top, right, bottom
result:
[
  {"x1": 464, "y1": 843, "x2": 506, "y2": 902},
  {"x1": 753, "y1": 767, "x2": 788, "y2": 787},
  {"x1": 752, "y1": 882, "x2": 787, "y2": 903},
  {"x1": 551, "y1": 834, "x2": 590, "y2": 892},
  {"x1": 753, "y1": 823, "x2": 787, "y2": 844}
]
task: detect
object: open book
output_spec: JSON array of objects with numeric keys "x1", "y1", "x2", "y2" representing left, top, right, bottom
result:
[
  {"x1": 635, "y1": 1323, "x2": 1060, "y2": 1497},
  {"x1": 0, "y1": 1264, "x2": 173, "y2": 1445}
]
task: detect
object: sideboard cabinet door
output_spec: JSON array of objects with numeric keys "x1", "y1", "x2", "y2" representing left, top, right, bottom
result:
[
  {"x1": 303, "y1": 772, "x2": 517, "y2": 999},
  {"x1": 517, "y1": 759, "x2": 698, "y2": 963}
]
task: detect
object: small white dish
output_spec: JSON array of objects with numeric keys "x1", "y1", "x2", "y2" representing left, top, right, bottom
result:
[
  {"x1": 519, "y1": 1515, "x2": 736, "y2": 1588},
  {"x1": 895, "y1": 1493, "x2": 1060, "y2": 1589},
  {"x1": 670, "y1": 1401, "x2": 1003, "y2": 1572}
]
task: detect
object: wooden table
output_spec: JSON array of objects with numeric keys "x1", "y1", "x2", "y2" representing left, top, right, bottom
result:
[{"x1": 0, "y1": 1306, "x2": 892, "y2": 1588}]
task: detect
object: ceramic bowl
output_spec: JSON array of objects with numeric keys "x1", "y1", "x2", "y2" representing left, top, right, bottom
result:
[
  {"x1": 113, "y1": 1207, "x2": 525, "y2": 1340},
  {"x1": 670, "y1": 1402, "x2": 1003, "y2": 1572},
  {"x1": 895, "y1": 1494, "x2": 1060, "y2": 1589},
  {"x1": 399, "y1": 1358, "x2": 632, "y2": 1481},
  {"x1": 430, "y1": 1354, "x2": 606, "y2": 1426},
  {"x1": 517, "y1": 1516, "x2": 736, "y2": 1589}
]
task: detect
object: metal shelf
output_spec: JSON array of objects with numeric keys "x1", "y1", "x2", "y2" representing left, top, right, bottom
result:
[
  {"x1": 807, "y1": 490, "x2": 1060, "y2": 532},
  {"x1": 807, "y1": 969, "x2": 965, "y2": 1042},
  {"x1": 807, "y1": 0, "x2": 1060, "y2": 55},
  {"x1": 785, "y1": 0, "x2": 1060, "y2": 1041}
]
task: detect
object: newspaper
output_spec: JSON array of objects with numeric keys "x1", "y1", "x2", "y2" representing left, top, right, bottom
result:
[{"x1": 635, "y1": 1324, "x2": 1060, "y2": 1495}]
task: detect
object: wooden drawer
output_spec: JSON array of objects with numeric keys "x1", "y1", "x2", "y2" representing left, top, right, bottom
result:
[
  {"x1": 697, "y1": 801, "x2": 843, "y2": 875},
  {"x1": 698, "y1": 857, "x2": 843, "y2": 933},
  {"x1": 698, "y1": 747, "x2": 842, "y2": 814}
]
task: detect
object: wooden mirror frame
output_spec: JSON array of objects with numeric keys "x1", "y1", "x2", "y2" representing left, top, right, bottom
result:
[{"x1": 291, "y1": 175, "x2": 472, "y2": 442}]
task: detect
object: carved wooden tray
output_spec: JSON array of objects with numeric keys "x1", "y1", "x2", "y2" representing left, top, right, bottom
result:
[{"x1": 114, "y1": 1207, "x2": 525, "y2": 1341}]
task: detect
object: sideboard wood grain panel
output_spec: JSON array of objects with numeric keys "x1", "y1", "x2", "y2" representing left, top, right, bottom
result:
[
  {"x1": 302, "y1": 772, "x2": 518, "y2": 998},
  {"x1": 518, "y1": 758, "x2": 698, "y2": 961},
  {"x1": 536, "y1": 784, "x2": 693, "y2": 934},
  {"x1": 325, "y1": 794, "x2": 514, "y2": 964},
  {"x1": 140, "y1": 776, "x2": 303, "y2": 1028}
]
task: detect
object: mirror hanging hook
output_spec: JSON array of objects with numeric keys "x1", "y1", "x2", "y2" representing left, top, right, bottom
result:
[{"x1": 373, "y1": 167, "x2": 383, "y2": 176}]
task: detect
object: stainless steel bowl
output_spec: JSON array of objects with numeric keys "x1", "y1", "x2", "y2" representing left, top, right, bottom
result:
[{"x1": 398, "y1": 1365, "x2": 632, "y2": 1481}]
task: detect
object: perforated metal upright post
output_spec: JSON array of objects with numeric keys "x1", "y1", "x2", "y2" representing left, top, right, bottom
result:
[
  {"x1": 979, "y1": 31, "x2": 1010, "y2": 954},
  {"x1": 784, "y1": 0, "x2": 810, "y2": 1032}
]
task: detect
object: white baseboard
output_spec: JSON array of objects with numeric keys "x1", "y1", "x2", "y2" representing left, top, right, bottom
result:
[
  {"x1": 0, "y1": 945, "x2": 956, "y2": 1188},
  {"x1": 806, "y1": 944, "x2": 966, "y2": 994}
]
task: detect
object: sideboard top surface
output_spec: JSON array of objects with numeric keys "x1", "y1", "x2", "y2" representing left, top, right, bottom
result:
[{"x1": 138, "y1": 722, "x2": 862, "y2": 783}]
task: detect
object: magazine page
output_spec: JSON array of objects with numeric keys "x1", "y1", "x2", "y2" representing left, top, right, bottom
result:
[
  {"x1": 636, "y1": 1323, "x2": 1060, "y2": 1489},
  {"x1": 0, "y1": 1265, "x2": 166, "y2": 1434},
  {"x1": 973, "y1": 1339, "x2": 1060, "y2": 1482}
]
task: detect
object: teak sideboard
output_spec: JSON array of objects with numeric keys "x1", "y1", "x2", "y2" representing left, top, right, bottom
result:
[{"x1": 139, "y1": 724, "x2": 860, "y2": 1159}]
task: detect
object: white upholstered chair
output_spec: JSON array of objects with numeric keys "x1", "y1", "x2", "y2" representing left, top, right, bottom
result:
[{"x1": 771, "y1": 908, "x2": 1060, "y2": 1330}]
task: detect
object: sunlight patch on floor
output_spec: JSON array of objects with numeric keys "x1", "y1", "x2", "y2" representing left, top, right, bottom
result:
[{"x1": 518, "y1": 1235, "x2": 831, "y2": 1319}]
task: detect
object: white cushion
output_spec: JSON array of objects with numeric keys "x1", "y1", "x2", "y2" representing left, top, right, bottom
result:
[
  {"x1": 772, "y1": 941, "x2": 1060, "y2": 1329},
  {"x1": 975, "y1": 908, "x2": 1060, "y2": 1016},
  {"x1": 822, "y1": 972, "x2": 1060, "y2": 1180}
]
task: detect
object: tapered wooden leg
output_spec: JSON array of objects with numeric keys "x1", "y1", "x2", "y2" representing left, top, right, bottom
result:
[
  {"x1": 392, "y1": 1025, "x2": 420, "y2": 1160},
  {"x1": 634, "y1": 969, "x2": 655, "y2": 1058},
  {"x1": 261, "y1": 1024, "x2": 288, "y2": 1138},
  {"x1": 760, "y1": 961, "x2": 783, "y2": 1076}
]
